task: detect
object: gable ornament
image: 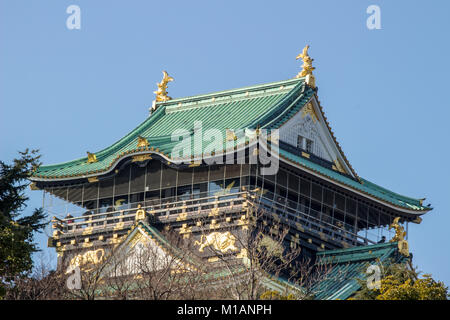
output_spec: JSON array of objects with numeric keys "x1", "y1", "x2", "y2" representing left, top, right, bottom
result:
[
  {"x1": 151, "y1": 71, "x2": 174, "y2": 113},
  {"x1": 389, "y1": 217, "x2": 409, "y2": 257},
  {"x1": 87, "y1": 151, "x2": 98, "y2": 163},
  {"x1": 295, "y1": 45, "x2": 316, "y2": 88}
]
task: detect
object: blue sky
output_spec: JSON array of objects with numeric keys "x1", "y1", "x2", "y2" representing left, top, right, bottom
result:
[{"x1": 1, "y1": 0, "x2": 449, "y2": 286}]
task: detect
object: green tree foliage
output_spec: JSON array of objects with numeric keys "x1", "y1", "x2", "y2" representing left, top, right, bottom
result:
[
  {"x1": 351, "y1": 260, "x2": 448, "y2": 300},
  {"x1": 377, "y1": 274, "x2": 448, "y2": 300},
  {"x1": 0, "y1": 149, "x2": 47, "y2": 297},
  {"x1": 260, "y1": 290, "x2": 296, "y2": 300}
]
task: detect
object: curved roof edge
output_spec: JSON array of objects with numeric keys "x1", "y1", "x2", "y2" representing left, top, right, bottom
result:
[{"x1": 277, "y1": 148, "x2": 430, "y2": 214}]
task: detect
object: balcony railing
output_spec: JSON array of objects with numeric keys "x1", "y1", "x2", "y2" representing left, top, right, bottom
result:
[
  {"x1": 51, "y1": 190, "x2": 375, "y2": 246},
  {"x1": 52, "y1": 192, "x2": 246, "y2": 235}
]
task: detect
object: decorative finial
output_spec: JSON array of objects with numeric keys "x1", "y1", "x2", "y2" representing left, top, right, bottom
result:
[
  {"x1": 389, "y1": 217, "x2": 409, "y2": 257},
  {"x1": 87, "y1": 152, "x2": 97, "y2": 163},
  {"x1": 135, "y1": 204, "x2": 146, "y2": 221},
  {"x1": 389, "y1": 217, "x2": 406, "y2": 242},
  {"x1": 295, "y1": 45, "x2": 316, "y2": 88},
  {"x1": 154, "y1": 71, "x2": 174, "y2": 103}
]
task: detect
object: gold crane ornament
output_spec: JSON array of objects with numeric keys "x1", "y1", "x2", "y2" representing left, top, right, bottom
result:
[
  {"x1": 389, "y1": 217, "x2": 409, "y2": 257},
  {"x1": 389, "y1": 217, "x2": 406, "y2": 242},
  {"x1": 295, "y1": 45, "x2": 316, "y2": 88}
]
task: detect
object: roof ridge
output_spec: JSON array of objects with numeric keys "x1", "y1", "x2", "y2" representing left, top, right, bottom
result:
[{"x1": 158, "y1": 77, "x2": 304, "y2": 106}]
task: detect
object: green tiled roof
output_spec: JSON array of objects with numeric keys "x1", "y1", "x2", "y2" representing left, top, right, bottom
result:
[
  {"x1": 31, "y1": 76, "x2": 429, "y2": 213},
  {"x1": 259, "y1": 242, "x2": 408, "y2": 300},
  {"x1": 33, "y1": 77, "x2": 312, "y2": 179},
  {"x1": 313, "y1": 242, "x2": 406, "y2": 300}
]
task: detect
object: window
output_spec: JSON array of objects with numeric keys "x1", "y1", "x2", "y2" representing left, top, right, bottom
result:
[
  {"x1": 177, "y1": 168, "x2": 193, "y2": 187},
  {"x1": 276, "y1": 170, "x2": 288, "y2": 188},
  {"x1": 146, "y1": 161, "x2": 161, "y2": 191},
  {"x1": 323, "y1": 188, "x2": 334, "y2": 206},
  {"x1": 300, "y1": 178, "x2": 311, "y2": 196},
  {"x1": 68, "y1": 185, "x2": 83, "y2": 203},
  {"x1": 177, "y1": 185, "x2": 192, "y2": 201},
  {"x1": 209, "y1": 166, "x2": 224, "y2": 182},
  {"x1": 306, "y1": 139, "x2": 313, "y2": 153},
  {"x1": 297, "y1": 135, "x2": 304, "y2": 149},
  {"x1": 114, "y1": 168, "x2": 130, "y2": 196},
  {"x1": 297, "y1": 135, "x2": 313, "y2": 153},
  {"x1": 193, "y1": 166, "x2": 209, "y2": 183},
  {"x1": 130, "y1": 164, "x2": 146, "y2": 193},
  {"x1": 311, "y1": 183, "x2": 322, "y2": 202},
  {"x1": 334, "y1": 193, "x2": 345, "y2": 211},
  {"x1": 288, "y1": 173, "x2": 299, "y2": 192},
  {"x1": 224, "y1": 164, "x2": 241, "y2": 179},
  {"x1": 99, "y1": 178, "x2": 114, "y2": 199},
  {"x1": 161, "y1": 165, "x2": 177, "y2": 188}
]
